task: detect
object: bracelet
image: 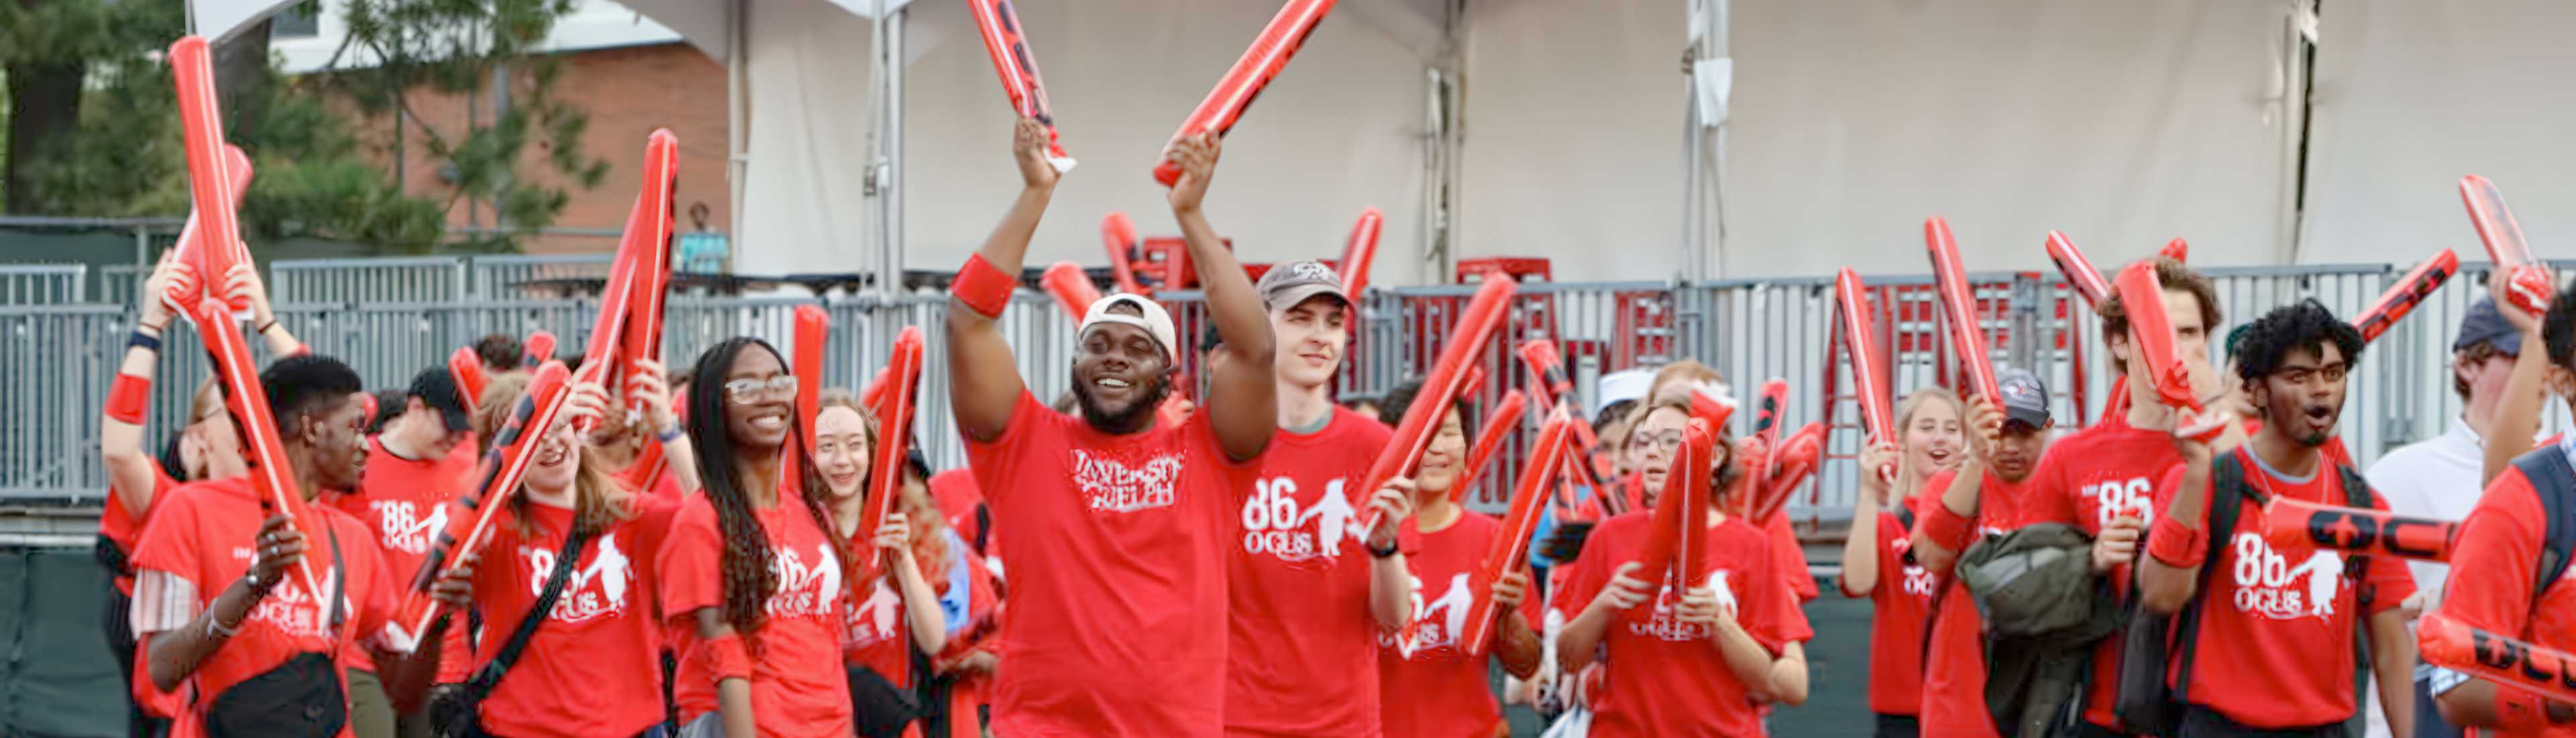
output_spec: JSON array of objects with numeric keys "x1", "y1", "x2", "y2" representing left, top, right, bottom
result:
[
  {"x1": 205, "y1": 613, "x2": 241, "y2": 639},
  {"x1": 1368, "y1": 537, "x2": 1401, "y2": 559},
  {"x1": 657, "y1": 425, "x2": 684, "y2": 443},
  {"x1": 127, "y1": 331, "x2": 162, "y2": 354},
  {"x1": 256, "y1": 319, "x2": 279, "y2": 335}
]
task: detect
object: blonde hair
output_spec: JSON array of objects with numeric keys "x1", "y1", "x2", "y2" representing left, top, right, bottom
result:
[
  {"x1": 1647, "y1": 360, "x2": 1727, "y2": 405},
  {"x1": 1891, "y1": 387, "x2": 1967, "y2": 503},
  {"x1": 472, "y1": 372, "x2": 633, "y2": 538}
]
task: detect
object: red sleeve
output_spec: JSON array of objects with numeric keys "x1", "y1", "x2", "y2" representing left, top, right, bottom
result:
[
  {"x1": 1916, "y1": 470, "x2": 1976, "y2": 560},
  {"x1": 130, "y1": 486, "x2": 205, "y2": 587},
  {"x1": 961, "y1": 391, "x2": 1052, "y2": 507},
  {"x1": 2431, "y1": 471, "x2": 2544, "y2": 633},
  {"x1": 656, "y1": 501, "x2": 727, "y2": 624},
  {"x1": 1745, "y1": 530, "x2": 1813, "y2": 649},
  {"x1": 347, "y1": 521, "x2": 400, "y2": 653},
  {"x1": 1768, "y1": 513, "x2": 1818, "y2": 602}
]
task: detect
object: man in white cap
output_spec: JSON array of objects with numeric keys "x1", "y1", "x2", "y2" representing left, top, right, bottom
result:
[{"x1": 943, "y1": 119, "x2": 1276, "y2": 738}]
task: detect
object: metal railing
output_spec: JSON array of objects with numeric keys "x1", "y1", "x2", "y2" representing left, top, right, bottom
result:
[
  {"x1": 0, "y1": 264, "x2": 87, "y2": 305},
  {"x1": 7, "y1": 260, "x2": 2567, "y2": 517}
]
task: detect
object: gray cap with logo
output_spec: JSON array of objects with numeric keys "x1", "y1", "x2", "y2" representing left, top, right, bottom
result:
[
  {"x1": 1254, "y1": 260, "x2": 1351, "y2": 313},
  {"x1": 1996, "y1": 367, "x2": 2052, "y2": 429}
]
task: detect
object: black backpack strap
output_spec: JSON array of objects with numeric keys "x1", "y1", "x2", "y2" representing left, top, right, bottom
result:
[
  {"x1": 327, "y1": 526, "x2": 347, "y2": 629},
  {"x1": 2511, "y1": 446, "x2": 2576, "y2": 603},
  {"x1": 466, "y1": 524, "x2": 596, "y2": 696},
  {"x1": 2335, "y1": 463, "x2": 2377, "y2": 738},
  {"x1": 2171, "y1": 450, "x2": 2251, "y2": 706}
]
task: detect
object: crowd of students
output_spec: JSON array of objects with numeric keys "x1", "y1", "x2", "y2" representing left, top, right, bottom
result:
[{"x1": 89, "y1": 116, "x2": 2576, "y2": 738}]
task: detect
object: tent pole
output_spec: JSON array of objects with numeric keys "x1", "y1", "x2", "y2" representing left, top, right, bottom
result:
[
  {"x1": 727, "y1": 0, "x2": 748, "y2": 272},
  {"x1": 871, "y1": 2, "x2": 908, "y2": 297}
]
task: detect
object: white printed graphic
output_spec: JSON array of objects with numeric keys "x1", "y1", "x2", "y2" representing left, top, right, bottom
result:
[
  {"x1": 767, "y1": 543, "x2": 843, "y2": 619},
  {"x1": 371, "y1": 500, "x2": 449, "y2": 555},
  {"x1": 1387, "y1": 572, "x2": 1476, "y2": 657},
  {"x1": 1631, "y1": 570, "x2": 1737, "y2": 642},
  {"x1": 1890, "y1": 536, "x2": 1936, "y2": 597},
  {"x1": 1241, "y1": 476, "x2": 1364, "y2": 563},
  {"x1": 1071, "y1": 449, "x2": 1183, "y2": 514},
  {"x1": 2229, "y1": 532, "x2": 2345, "y2": 620},
  {"x1": 847, "y1": 580, "x2": 903, "y2": 648},
  {"x1": 520, "y1": 533, "x2": 634, "y2": 624},
  {"x1": 2084, "y1": 476, "x2": 2156, "y2": 531}
]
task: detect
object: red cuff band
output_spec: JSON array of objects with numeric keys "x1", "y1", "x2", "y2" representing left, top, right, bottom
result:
[
  {"x1": 107, "y1": 374, "x2": 152, "y2": 425},
  {"x1": 700, "y1": 633, "x2": 753, "y2": 682},
  {"x1": 1922, "y1": 501, "x2": 1976, "y2": 556},
  {"x1": 953, "y1": 254, "x2": 1016, "y2": 319},
  {"x1": 2146, "y1": 514, "x2": 2207, "y2": 568}
]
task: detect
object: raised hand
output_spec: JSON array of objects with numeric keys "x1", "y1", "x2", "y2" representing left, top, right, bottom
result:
[
  {"x1": 1163, "y1": 134, "x2": 1221, "y2": 215},
  {"x1": 1366, "y1": 479, "x2": 1417, "y2": 549},
  {"x1": 1014, "y1": 118, "x2": 1059, "y2": 190},
  {"x1": 1492, "y1": 569, "x2": 1532, "y2": 610},
  {"x1": 430, "y1": 551, "x2": 478, "y2": 607},
  {"x1": 874, "y1": 512, "x2": 914, "y2": 554}
]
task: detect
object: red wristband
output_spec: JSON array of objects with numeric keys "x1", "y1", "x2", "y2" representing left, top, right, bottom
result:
[
  {"x1": 1921, "y1": 500, "x2": 1976, "y2": 556},
  {"x1": 953, "y1": 254, "x2": 1016, "y2": 319},
  {"x1": 699, "y1": 632, "x2": 753, "y2": 682},
  {"x1": 107, "y1": 373, "x2": 153, "y2": 425},
  {"x1": 2146, "y1": 514, "x2": 2207, "y2": 568}
]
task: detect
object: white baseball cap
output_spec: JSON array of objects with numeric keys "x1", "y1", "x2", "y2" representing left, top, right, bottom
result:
[
  {"x1": 1596, "y1": 368, "x2": 1655, "y2": 416},
  {"x1": 1079, "y1": 294, "x2": 1179, "y2": 362}
]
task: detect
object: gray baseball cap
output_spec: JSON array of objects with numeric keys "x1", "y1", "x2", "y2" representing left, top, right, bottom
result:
[
  {"x1": 1255, "y1": 260, "x2": 1350, "y2": 313},
  {"x1": 1995, "y1": 368, "x2": 2052, "y2": 429}
]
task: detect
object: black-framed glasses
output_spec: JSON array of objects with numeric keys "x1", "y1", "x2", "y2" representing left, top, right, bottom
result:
[{"x1": 724, "y1": 376, "x2": 798, "y2": 404}]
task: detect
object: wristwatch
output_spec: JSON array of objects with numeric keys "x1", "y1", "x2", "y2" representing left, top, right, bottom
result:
[{"x1": 1367, "y1": 537, "x2": 1401, "y2": 560}]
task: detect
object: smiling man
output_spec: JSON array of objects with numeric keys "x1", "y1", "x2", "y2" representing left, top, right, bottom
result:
[{"x1": 944, "y1": 119, "x2": 1277, "y2": 738}]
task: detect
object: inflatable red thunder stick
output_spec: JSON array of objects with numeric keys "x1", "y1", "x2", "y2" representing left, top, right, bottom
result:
[
  {"x1": 161, "y1": 146, "x2": 252, "y2": 314},
  {"x1": 1339, "y1": 207, "x2": 1383, "y2": 297},
  {"x1": 1514, "y1": 339, "x2": 1609, "y2": 489},
  {"x1": 2418, "y1": 612, "x2": 2576, "y2": 705},
  {"x1": 856, "y1": 327, "x2": 926, "y2": 580},
  {"x1": 170, "y1": 37, "x2": 256, "y2": 316},
  {"x1": 1460, "y1": 411, "x2": 1577, "y2": 657},
  {"x1": 1687, "y1": 386, "x2": 1737, "y2": 441},
  {"x1": 861, "y1": 366, "x2": 892, "y2": 413},
  {"x1": 1835, "y1": 269, "x2": 1898, "y2": 482},
  {"x1": 2353, "y1": 250, "x2": 2461, "y2": 344},
  {"x1": 1752, "y1": 422, "x2": 1826, "y2": 525},
  {"x1": 449, "y1": 348, "x2": 489, "y2": 407},
  {"x1": 784, "y1": 305, "x2": 828, "y2": 484},
  {"x1": 2460, "y1": 174, "x2": 2556, "y2": 315},
  {"x1": 1356, "y1": 276, "x2": 1517, "y2": 533},
  {"x1": 2159, "y1": 238, "x2": 2190, "y2": 262},
  {"x1": 390, "y1": 362, "x2": 573, "y2": 649},
  {"x1": 1630, "y1": 420, "x2": 1717, "y2": 593},
  {"x1": 1453, "y1": 390, "x2": 1527, "y2": 502},
  {"x1": 619, "y1": 131, "x2": 680, "y2": 418},
  {"x1": 1925, "y1": 217, "x2": 2002, "y2": 407},
  {"x1": 521, "y1": 331, "x2": 557, "y2": 370},
  {"x1": 1042, "y1": 262, "x2": 1102, "y2": 321},
  {"x1": 2044, "y1": 231, "x2": 2115, "y2": 311},
  {"x1": 2259, "y1": 495, "x2": 2457, "y2": 563},
  {"x1": 2112, "y1": 261, "x2": 2226, "y2": 441},
  {"x1": 188, "y1": 299, "x2": 329, "y2": 617},
  {"x1": 967, "y1": 0, "x2": 1074, "y2": 172},
  {"x1": 1733, "y1": 379, "x2": 1790, "y2": 516},
  {"x1": 1100, "y1": 213, "x2": 1148, "y2": 296},
  {"x1": 1150, "y1": 0, "x2": 1340, "y2": 186}
]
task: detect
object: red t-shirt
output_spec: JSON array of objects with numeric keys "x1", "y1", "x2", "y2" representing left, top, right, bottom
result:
[
  {"x1": 338, "y1": 436, "x2": 476, "y2": 678},
  {"x1": 656, "y1": 488, "x2": 853, "y2": 738},
  {"x1": 2151, "y1": 453, "x2": 2416, "y2": 729},
  {"x1": 963, "y1": 390, "x2": 1256, "y2": 738},
  {"x1": 1226, "y1": 407, "x2": 1391, "y2": 737},
  {"x1": 129, "y1": 478, "x2": 396, "y2": 738},
  {"x1": 2432, "y1": 463, "x2": 2576, "y2": 737},
  {"x1": 928, "y1": 470, "x2": 987, "y2": 556},
  {"x1": 101, "y1": 466, "x2": 182, "y2": 592},
  {"x1": 1848, "y1": 494, "x2": 1937, "y2": 717},
  {"x1": 1379, "y1": 511, "x2": 1514, "y2": 738},
  {"x1": 2033, "y1": 415, "x2": 2176, "y2": 728},
  {"x1": 1552, "y1": 512, "x2": 1813, "y2": 738},
  {"x1": 1766, "y1": 513, "x2": 1819, "y2": 602},
  {"x1": 466, "y1": 501, "x2": 667, "y2": 738},
  {"x1": 1915, "y1": 468, "x2": 2046, "y2": 737},
  {"x1": 843, "y1": 572, "x2": 912, "y2": 684}
]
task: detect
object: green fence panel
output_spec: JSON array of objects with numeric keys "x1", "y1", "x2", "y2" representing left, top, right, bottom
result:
[{"x1": 13, "y1": 549, "x2": 121, "y2": 737}]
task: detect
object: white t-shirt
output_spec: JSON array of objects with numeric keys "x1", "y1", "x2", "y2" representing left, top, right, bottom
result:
[{"x1": 2363, "y1": 418, "x2": 2502, "y2": 602}]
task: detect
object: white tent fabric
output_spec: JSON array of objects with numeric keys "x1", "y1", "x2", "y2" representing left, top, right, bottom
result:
[
  {"x1": 2297, "y1": 0, "x2": 2576, "y2": 266},
  {"x1": 186, "y1": 0, "x2": 299, "y2": 42}
]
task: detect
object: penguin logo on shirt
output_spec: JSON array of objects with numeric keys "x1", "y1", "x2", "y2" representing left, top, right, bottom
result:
[
  {"x1": 523, "y1": 533, "x2": 635, "y2": 623},
  {"x1": 767, "y1": 543, "x2": 843, "y2": 619},
  {"x1": 374, "y1": 500, "x2": 449, "y2": 555},
  {"x1": 2229, "y1": 532, "x2": 2347, "y2": 621},
  {"x1": 1242, "y1": 477, "x2": 1365, "y2": 564},
  {"x1": 1388, "y1": 572, "x2": 1475, "y2": 657}
]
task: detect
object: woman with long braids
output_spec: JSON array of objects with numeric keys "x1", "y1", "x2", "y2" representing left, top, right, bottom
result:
[
  {"x1": 811, "y1": 390, "x2": 947, "y2": 738},
  {"x1": 1837, "y1": 387, "x2": 1964, "y2": 738},
  {"x1": 659, "y1": 337, "x2": 851, "y2": 737},
  {"x1": 418, "y1": 362, "x2": 689, "y2": 738}
]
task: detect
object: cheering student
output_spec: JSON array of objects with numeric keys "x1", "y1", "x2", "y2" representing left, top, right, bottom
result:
[
  {"x1": 1839, "y1": 386, "x2": 1965, "y2": 738},
  {"x1": 415, "y1": 366, "x2": 685, "y2": 738},
  {"x1": 1224, "y1": 260, "x2": 1412, "y2": 738},
  {"x1": 99, "y1": 256, "x2": 303, "y2": 738},
  {"x1": 129, "y1": 354, "x2": 429, "y2": 738},
  {"x1": 1373, "y1": 378, "x2": 1544, "y2": 738},
  {"x1": 1642, "y1": 362, "x2": 1820, "y2": 605},
  {"x1": 2137, "y1": 301, "x2": 2417, "y2": 737},
  {"x1": 1554, "y1": 397, "x2": 1812, "y2": 737},
  {"x1": 810, "y1": 390, "x2": 949, "y2": 738},
  {"x1": 2422, "y1": 276, "x2": 2576, "y2": 736},
  {"x1": 1908, "y1": 369, "x2": 2063, "y2": 737},
  {"x1": 659, "y1": 337, "x2": 853, "y2": 737},
  {"x1": 944, "y1": 119, "x2": 1275, "y2": 737},
  {"x1": 331, "y1": 366, "x2": 478, "y2": 735}
]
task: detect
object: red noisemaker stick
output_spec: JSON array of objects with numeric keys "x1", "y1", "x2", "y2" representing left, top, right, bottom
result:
[
  {"x1": 1835, "y1": 269, "x2": 1897, "y2": 482},
  {"x1": 449, "y1": 347, "x2": 488, "y2": 407},
  {"x1": 2159, "y1": 238, "x2": 2190, "y2": 262},
  {"x1": 1339, "y1": 207, "x2": 1383, "y2": 297},
  {"x1": 1688, "y1": 387, "x2": 1737, "y2": 439},
  {"x1": 1753, "y1": 423, "x2": 1825, "y2": 525},
  {"x1": 1100, "y1": 213, "x2": 1147, "y2": 296},
  {"x1": 1454, "y1": 389, "x2": 1527, "y2": 502},
  {"x1": 1630, "y1": 420, "x2": 1716, "y2": 593},
  {"x1": 1458, "y1": 366, "x2": 1487, "y2": 403},
  {"x1": 1514, "y1": 339, "x2": 1607, "y2": 486},
  {"x1": 2353, "y1": 250, "x2": 2461, "y2": 344},
  {"x1": 1462, "y1": 410, "x2": 1577, "y2": 657},
  {"x1": 521, "y1": 331, "x2": 557, "y2": 369},
  {"x1": 1150, "y1": 0, "x2": 1339, "y2": 186},
  {"x1": 1042, "y1": 262, "x2": 1101, "y2": 321},
  {"x1": 392, "y1": 362, "x2": 572, "y2": 649},
  {"x1": 2044, "y1": 231, "x2": 2114, "y2": 312},
  {"x1": 1925, "y1": 217, "x2": 2001, "y2": 406},
  {"x1": 1737, "y1": 379, "x2": 1790, "y2": 516},
  {"x1": 857, "y1": 327, "x2": 926, "y2": 579},
  {"x1": 2260, "y1": 495, "x2": 2456, "y2": 563},
  {"x1": 187, "y1": 299, "x2": 327, "y2": 617},
  {"x1": 620, "y1": 131, "x2": 680, "y2": 417},
  {"x1": 861, "y1": 366, "x2": 892, "y2": 413},
  {"x1": 967, "y1": 0, "x2": 1074, "y2": 172},
  {"x1": 170, "y1": 37, "x2": 256, "y2": 316},
  {"x1": 2418, "y1": 612, "x2": 2576, "y2": 705},
  {"x1": 1356, "y1": 276, "x2": 1517, "y2": 532},
  {"x1": 2460, "y1": 174, "x2": 2555, "y2": 315},
  {"x1": 787, "y1": 305, "x2": 828, "y2": 484},
  {"x1": 2111, "y1": 262, "x2": 2226, "y2": 441},
  {"x1": 162, "y1": 146, "x2": 252, "y2": 314}
]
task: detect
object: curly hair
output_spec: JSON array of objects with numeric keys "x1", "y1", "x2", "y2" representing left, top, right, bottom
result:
[
  {"x1": 2234, "y1": 299, "x2": 2364, "y2": 388},
  {"x1": 687, "y1": 337, "x2": 835, "y2": 639},
  {"x1": 2546, "y1": 282, "x2": 2576, "y2": 376},
  {"x1": 2100, "y1": 257, "x2": 2222, "y2": 349}
]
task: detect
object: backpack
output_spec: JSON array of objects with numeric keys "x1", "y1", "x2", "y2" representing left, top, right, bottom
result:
[
  {"x1": 1958, "y1": 523, "x2": 2123, "y2": 737},
  {"x1": 2114, "y1": 450, "x2": 2378, "y2": 737},
  {"x1": 2508, "y1": 445, "x2": 2576, "y2": 610}
]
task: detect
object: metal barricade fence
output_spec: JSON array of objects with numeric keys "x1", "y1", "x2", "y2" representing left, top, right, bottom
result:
[
  {"x1": 0, "y1": 264, "x2": 87, "y2": 305},
  {"x1": 270, "y1": 256, "x2": 468, "y2": 305},
  {"x1": 470, "y1": 254, "x2": 616, "y2": 299}
]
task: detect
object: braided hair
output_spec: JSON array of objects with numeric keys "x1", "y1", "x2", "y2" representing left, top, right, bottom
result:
[{"x1": 687, "y1": 337, "x2": 835, "y2": 637}]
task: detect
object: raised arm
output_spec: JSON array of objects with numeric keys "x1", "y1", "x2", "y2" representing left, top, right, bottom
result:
[
  {"x1": 947, "y1": 119, "x2": 1058, "y2": 442},
  {"x1": 1161, "y1": 134, "x2": 1275, "y2": 461},
  {"x1": 1838, "y1": 441, "x2": 1898, "y2": 596},
  {"x1": 2138, "y1": 429, "x2": 2222, "y2": 615},
  {"x1": 2483, "y1": 269, "x2": 2553, "y2": 485},
  {"x1": 104, "y1": 258, "x2": 190, "y2": 519}
]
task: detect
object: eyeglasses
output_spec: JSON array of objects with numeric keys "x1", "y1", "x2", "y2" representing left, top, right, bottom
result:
[
  {"x1": 1628, "y1": 431, "x2": 1684, "y2": 453},
  {"x1": 724, "y1": 376, "x2": 798, "y2": 404}
]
